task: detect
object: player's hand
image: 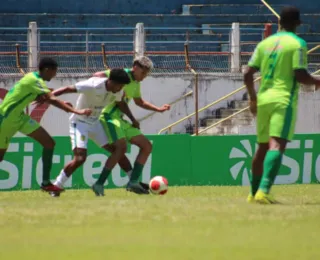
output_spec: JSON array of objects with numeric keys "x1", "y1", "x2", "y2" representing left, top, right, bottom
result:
[
  {"x1": 158, "y1": 104, "x2": 171, "y2": 112},
  {"x1": 77, "y1": 109, "x2": 92, "y2": 116},
  {"x1": 132, "y1": 119, "x2": 140, "y2": 129},
  {"x1": 249, "y1": 100, "x2": 257, "y2": 116}
]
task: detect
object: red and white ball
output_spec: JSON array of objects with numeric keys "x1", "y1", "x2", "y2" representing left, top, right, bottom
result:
[{"x1": 149, "y1": 176, "x2": 168, "y2": 195}]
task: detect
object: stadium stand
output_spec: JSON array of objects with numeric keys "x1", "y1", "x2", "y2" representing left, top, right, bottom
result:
[{"x1": 1, "y1": 0, "x2": 320, "y2": 73}]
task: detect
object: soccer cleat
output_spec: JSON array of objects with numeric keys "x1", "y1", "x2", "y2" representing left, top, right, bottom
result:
[
  {"x1": 49, "y1": 191, "x2": 61, "y2": 197},
  {"x1": 247, "y1": 194, "x2": 255, "y2": 203},
  {"x1": 92, "y1": 183, "x2": 105, "y2": 197},
  {"x1": 41, "y1": 182, "x2": 64, "y2": 193},
  {"x1": 126, "y1": 181, "x2": 149, "y2": 195},
  {"x1": 139, "y1": 182, "x2": 150, "y2": 191},
  {"x1": 254, "y1": 190, "x2": 279, "y2": 204}
]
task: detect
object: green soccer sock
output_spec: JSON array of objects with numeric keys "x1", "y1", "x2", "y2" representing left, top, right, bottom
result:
[
  {"x1": 96, "y1": 168, "x2": 112, "y2": 185},
  {"x1": 250, "y1": 173, "x2": 262, "y2": 196},
  {"x1": 259, "y1": 150, "x2": 283, "y2": 194},
  {"x1": 42, "y1": 148, "x2": 54, "y2": 185},
  {"x1": 130, "y1": 162, "x2": 144, "y2": 182}
]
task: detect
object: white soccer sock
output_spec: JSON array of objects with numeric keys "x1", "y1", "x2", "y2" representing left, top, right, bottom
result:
[
  {"x1": 126, "y1": 170, "x2": 132, "y2": 178},
  {"x1": 54, "y1": 170, "x2": 69, "y2": 188}
]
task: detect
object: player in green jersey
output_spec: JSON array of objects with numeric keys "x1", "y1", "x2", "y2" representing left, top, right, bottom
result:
[
  {"x1": 244, "y1": 6, "x2": 320, "y2": 204},
  {"x1": 94, "y1": 56, "x2": 170, "y2": 194},
  {"x1": 0, "y1": 58, "x2": 92, "y2": 192}
]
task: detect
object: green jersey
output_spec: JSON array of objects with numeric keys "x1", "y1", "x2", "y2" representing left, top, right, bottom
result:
[
  {"x1": 0, "y1": 72, "x2": 50, "y2": 118},
  {"x1": 248, "y1": 31, "x2": 308, "y2": 106},
  {"x1": 102, "y1": 68, "x2": 141, "y2": 117}
]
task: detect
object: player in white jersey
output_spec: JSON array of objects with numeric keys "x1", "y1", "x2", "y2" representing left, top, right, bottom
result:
[{"x1": 50, "y1": 69, "x2": 135, "y2": 196}]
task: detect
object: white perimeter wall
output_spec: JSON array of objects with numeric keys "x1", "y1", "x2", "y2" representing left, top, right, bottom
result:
[{"x1": 0, "y1": 75, "x2": 319, "y2": 136}]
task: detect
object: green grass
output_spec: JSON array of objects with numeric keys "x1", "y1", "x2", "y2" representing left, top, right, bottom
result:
[{"x1": 1, "y1": 185, "x2": 320, "y2": 259}]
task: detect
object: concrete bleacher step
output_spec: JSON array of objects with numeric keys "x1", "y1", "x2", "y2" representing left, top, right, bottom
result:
[
  {"x1": 198, "y1": 124, "x2": 255, "y2": 135},
  {"x1": 200, "y1": 102, "x2": 254, "y2": 135},
  {"x1": 2, "y1": 13, "x2": 319, "y2": 30},
  {"x1": 202, "y1": 23, "x2": 311, "y2": 35},
  {"x1": 182, "y1": 3, "x2": 320, "y2": 15},
  {"x1": 146, "y1": 34, "x2": 230, "y2": 42},
  {"x1": 182, "y1": 4, "x2": 285, "y2": 16},
  {"x1": 145, "y1": 43, "x2": 224, "y2": 52},
  {"x1": 0, "y1": 13, "x2": 281, "y2": 27},
  {"x1": 298, "y1": 33, "x2": 320, "y2": 42}
]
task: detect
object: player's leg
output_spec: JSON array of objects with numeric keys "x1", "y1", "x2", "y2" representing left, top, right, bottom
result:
[
  {"x1": 249, "y1": 143, "x2": 269, "y2": 201},
  {"x1": 103, "y1": 144, "x2": 133, "y2": 174},
  {"x1": 54, "y1": 122, "x2": 89, "y2": 190},
  {"x1": 125, "y1": 123, "x2": 151, "y2": 193},
  {"x1": 99, "y1": 116, "x2": 148, "y2": 194},
  {"x1": 248, "y1": 104, "x2": 270, "y2": 202},
  {"x1": 92, "y1": 138, "x2": 127, "y2": 196},
  {"x1": 93, "y1": 117, "x2": 128, "y2": 196},
  {"x1": 22, "y1": 116, "x2": 62, "y2": 192},
  {"x1": 0, "y1": 115, "x2": 18, "y2": 162},
  {"x1": 103, "y1": 143, "x2": 149, "y2": 191},
  {"x1": 92, "y1": 120, "x2": 132, "y2": 174},
  {"x1": 0, "y1": 124, "x2": 10, "y2": 162},
  {"x1": 255, "y1": 104, "x2": 296, "y2": 204}
]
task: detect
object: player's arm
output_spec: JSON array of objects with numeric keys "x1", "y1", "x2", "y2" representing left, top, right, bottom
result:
[
  {"x1": 244, "y1": 67, "x2": 258, "y2": 101},
  {"x1": 133, "y1": 97, "x2": 170, "y2": 112},
  {"x1": 51, "y1": 86, "x2": 77, "y2": 96},
  {"x1": 293, "y1": 44, "x2": 320, "y2": 88},
  {"x1": 93, "y1": 71, "x2": 108, "y2": 78},
  {"x1": 42, "y1": 92, "x2": 91, "y2": 116},
  {"x1": 244, "y1": 44, "x2": 261, "y2": 101},
  {"x1": 116, "y1": 93, "x2": 139, "y2": 128}
]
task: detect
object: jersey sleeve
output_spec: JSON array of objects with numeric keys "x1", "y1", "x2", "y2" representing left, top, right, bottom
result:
[
  {"x1": 248, "y1": 44, "x2": 262, "y2": 70},
  {"x1": 25, "y1": 77, "x2": 50, "y2": 95},
  {"x1": 105, "y1": 69, "x2": 111, "y2": 77},
  {"x1": 133, "y1": 83, "x2": 141, "y2": 98},
  {"x1": 292, "y1": 41, "x2": 308, "y2": 70}
]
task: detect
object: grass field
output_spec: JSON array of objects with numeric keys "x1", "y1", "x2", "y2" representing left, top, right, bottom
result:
[{"x1": 1, "y1": 185, "x2": 320, "y2": 260}]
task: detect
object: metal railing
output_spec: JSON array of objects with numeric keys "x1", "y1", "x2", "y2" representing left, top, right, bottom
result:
[
  {"x1": 193, "y1": 46, "x2": 320, "y2": 136},
  {"x1": 260, "y1": 0, "x2": 280, "y2": 31},
  {"x1": 138, "y1": 91, "x2": 193, "y2": 123},
  {"x1": 159, "y1": 44, "x2": 320, "y2": 135}
]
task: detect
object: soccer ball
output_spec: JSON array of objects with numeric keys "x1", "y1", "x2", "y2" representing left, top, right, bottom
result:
[{"x1": 149, "y1": 176, "x2": 168, "y2": 195}]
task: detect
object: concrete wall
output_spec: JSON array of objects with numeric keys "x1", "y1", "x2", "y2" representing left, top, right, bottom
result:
[
  {"x1": 1, "y1": 75, "x2": 320, "y2": 137},
  {"x1": 0, "y1": 74, "x2": 245, "y2": 136}
]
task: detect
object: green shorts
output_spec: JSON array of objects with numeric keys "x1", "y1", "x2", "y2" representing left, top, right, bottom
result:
[
  {"x1": 257, "y1": 102, "x2": 297, "y2": 143},
  {"x1": 99, "y1": 113, "x2": 141, "y2": 144},
  {"x1": 0, "y1": 113, "x2": 40, "y2": 149}
]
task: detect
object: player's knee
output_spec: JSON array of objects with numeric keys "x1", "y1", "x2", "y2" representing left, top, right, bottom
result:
[
  {"x1": 44, "y1": 138, "x2": 55, "y2": 149},
  {"x1": 103, "y1": 144, "x2": 115, "y2": 153},
  {"x1": 75, "y1": 155, "x2": 87, "y2": 165},
  {"x1": 114, "y1": 139, "x2": 127, "y2": 155},
  {"x1": 143, "y1": 139, "x2": 152, "y2": 154}
]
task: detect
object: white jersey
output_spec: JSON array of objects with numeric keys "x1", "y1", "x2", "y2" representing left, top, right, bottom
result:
[{"x1": 69, "y1": 77, "x2": 123, "y2": 124}]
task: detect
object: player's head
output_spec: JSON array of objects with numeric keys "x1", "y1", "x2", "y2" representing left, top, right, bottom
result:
[
  {"x1": 38, "y1": 57, "x2": 58, "y2": 81},
  {"x1": 280, "y1": 6, "x2": 301, "y2": 32},
  {"x1": 108, "y1": 68, "x2": 131, "y2": 93},
  {"x1": 132, "y1": 56, "x2": 154, "y2": 82}
]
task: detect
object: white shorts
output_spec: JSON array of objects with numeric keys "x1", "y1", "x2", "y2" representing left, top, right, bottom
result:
[{"x1": 69, "y1": 120, "x2": 108, "y2": 150}]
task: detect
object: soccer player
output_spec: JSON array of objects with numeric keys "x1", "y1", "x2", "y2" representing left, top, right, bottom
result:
[
  {"x1": 94, "y1": 56, "x2": 170, "y2": 194},
  {"x1": 244, "y1": 6, "x2": 320, "y2": 204},
  {"x1": 0, "y1": 57, "x2": 92, "y2": 192},
  {"x1": 49, "y1": 69, "x2": 135, "y2": 196}
]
